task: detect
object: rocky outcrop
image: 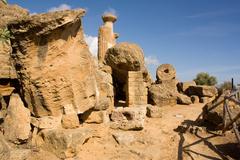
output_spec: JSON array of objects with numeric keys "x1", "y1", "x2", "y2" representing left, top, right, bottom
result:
[
  {"x1": 110, "y1": 106, "x2": 146, "y2": 130},
  {"x1": 39, "y1": 128, "x2": 92, "y2": 159},
  {"x1": 8, "y1": 9, "x2": 99, "y2": 117},
  {"x1": 0, "y1": 2, "x2": 28, "y2": 79},
  {"x1": 3, "y1": 94, "x2": 31, "y2": 144}
]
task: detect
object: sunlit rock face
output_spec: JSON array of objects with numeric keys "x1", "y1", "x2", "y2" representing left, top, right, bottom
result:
[{"x1": 9, "y1": 9, "x2": 99, "y2": 117}]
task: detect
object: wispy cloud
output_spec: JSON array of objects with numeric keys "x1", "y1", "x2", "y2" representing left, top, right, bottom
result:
[
  {"x1": 186, "y1": 9, "x2": 239, "y2": 19},
  {"x1": 145, "y1": 56, "x2": 159, "y2": 66},
  {"x1": 177, "y1": 22, "x2": 240, "y2": 37},
  {"x1": 48, "y1": 4, "x2": 71, "y2": 12},
  {"x1": 103, "y1": 7, "x2": 117, "y2": 16},
  {"x1": 84, "y1": 34, "x2": 98, "y2": 57}
]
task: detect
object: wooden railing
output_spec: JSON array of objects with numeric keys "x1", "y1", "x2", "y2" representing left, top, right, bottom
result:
[{"x1": 221, "y1": 89, "x2": 240, "y2": 145}]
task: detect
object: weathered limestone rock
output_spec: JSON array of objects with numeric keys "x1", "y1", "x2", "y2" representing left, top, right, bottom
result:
[
  {"x1": 191, "y1": 95, "x2": 199, "y2": 104},
  {"x1": 82, "y1": 111, "x2": 109, "y2": 124},
  {"x1": 156, "y1": 64, "x2": 176, "y2": 83},
  {"x1": 9, "y1": 9, "x2": 98, "y2": 117},
  {"x1": 40, "y1": 128, "x2": 92, "y2": 159},
  {"x1": 95, "y1": 66, "x2": 114, "y2": 111},
  {"x1": 127, "y1": 71, "x2": 148, "y2": 107},
  {"x1": 0, "y1": 134, "x2": 10, "y2": 160},
  {"x1": 0, "y1": 2, "x2": 28, "y2": 79},
  {"x1": 187, "y1": 85, "x2": 218, "y2": 97},
  {"x1": 200, "y1": 97, "x2": 211, "y2": 103},
  {"x1": 176, "y1": 93, "x2": 192, "y2": 105},
  {"x1": 148, "y1": 81, "x2": 177, "y2": 107},
  {"x1": 110, "y1": 106, "x2": 146, "y2": 130},
  {"x1": 0, "y1": 86, "x2": 15, "y2": 96},
  {"x1": 146, "y1": 105, "x2": 162, "y2": 118},
  {"x1": 112, "y1": 132, "x2": 135, "y2": 145},
  {"x1": 105, "y1": 42, "x2": 152, "y2": 102},
  {"x1": 61, "y1": 105, "x2": 79, "y2": 129},
  {"x1": 98, "y1": 13, "x2": 118, "y2": 63},
  {"x1": 31, "y1": 116, "x2": 61, "y2": 129},
  {"x1": 3, "y1": 94, "x2": 31, "y2": 144},
  {"x1": 177, "y1": 81, "x2": 196, "y2": 93}
]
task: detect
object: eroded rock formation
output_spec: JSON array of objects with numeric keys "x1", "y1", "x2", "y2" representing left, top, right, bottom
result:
[{"x1": 9, "y1": 9, "x2": 99, "y2": 117}]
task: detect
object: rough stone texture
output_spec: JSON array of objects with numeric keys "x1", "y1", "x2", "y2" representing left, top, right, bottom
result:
[
  {"x1": 83, "y1": 111, "x2": 109, "y2": 124},
  {"x1": 127, "y1": 71, "x2": 148, "y2": 107},
  {"x1": 9, "y1": 9, "x2": 99, "y2": 117},
  {"x1": 31, "y1": 116, "x2": 61, "y2": 129},
  {"x1": 148, "y1": 80, "x2": 177, "y2": 107},
  {"x1": 156, "y1": 64, "x2": 176, "y2": 83},
  {"x1": 0, "y1": 86, "x2": 15, "y2": 96},
  {"x1": 105, "y1": 42, "x2": 152, "y2": 101},
  {"x1": 146, "y1": 105, "x2": 162, "y2": 118},
  {"x1": 0, "y1": 134, "x2": 10, "y2": 160},
  {"x1": 187, "y1": 85, "x2": 218, "y2": 97},
  {"x1": 112, "y1": 132, "x2": 135, "y2": 145},
  {"x1": 191, "y1": 95, "x2": 199, "y2": 104},
  {"x1": 200, "y1": 97, "x2": 211, "y2": 103},
  {"x1": 176, "y1": 93, "x2": 192, "y2": 105},
  {"x1": 3, "y1": 94, "x2": 31, "y2": 144},
  {"x1": 202, "y1": 93, "x2": 240, "y2": 127},
  {"x1": 0, "y1": 2, "x2": 28, "y2": 79},
  {"x1": 95, "y1": 66, "x2": 114, "y2": 111},
  {"x1": 61, "y1": 105, "x2": 79, "y2": 129},
  {"x1": 39, "y1": 128, "x2": 92, "y2": 159},
  {"x1": 177, "y1": 81, "x2": 196, "y2": 93},
  {"x1": 98, "y1": 13, "x2": 118, "y2": 63},
  {"x1": 110, "y1": 106, "x2": 146, "y2": 130}
]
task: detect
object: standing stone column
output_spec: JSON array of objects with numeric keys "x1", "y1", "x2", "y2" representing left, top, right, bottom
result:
[
  {"x1": 127, "y1": 71, "x2": 148, "y2": 107},
  {"x1": 98, "y1": 13, "x2": 118, "y2": 63}
]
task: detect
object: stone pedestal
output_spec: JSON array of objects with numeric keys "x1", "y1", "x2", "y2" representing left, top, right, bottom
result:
[{"x1": 126, "y1": 71, "x2": 147, "y2": 107}]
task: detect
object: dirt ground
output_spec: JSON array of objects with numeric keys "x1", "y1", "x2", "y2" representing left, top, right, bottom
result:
[{"x1": 76, "y1": 104, "x2": 240, "y2": 160}]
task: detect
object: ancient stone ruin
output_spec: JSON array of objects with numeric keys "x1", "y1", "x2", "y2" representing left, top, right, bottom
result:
[{"x1": 0, "y1": 2, "x2": 237, "y2": 160}]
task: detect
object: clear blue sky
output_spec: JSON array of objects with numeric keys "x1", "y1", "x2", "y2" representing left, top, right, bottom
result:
[{"x1": 8, "y1": 0, "x2": 240, "y2": 84}]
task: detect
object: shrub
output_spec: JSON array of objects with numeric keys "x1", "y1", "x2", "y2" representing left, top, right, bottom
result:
[{"x1": 194, "y1": 72, "x2": 217, "y2": 86}]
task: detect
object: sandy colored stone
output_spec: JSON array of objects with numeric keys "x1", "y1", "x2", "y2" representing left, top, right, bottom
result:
[
  {"x1": 110, "y1": 106, "x2": 146, "y2": 130},
  {"x1": 177, "y1": 81, "x2": 196, "y2": 93},
  {"x1": 84, "y1": 111, "x2": 109, "y2": 124},
  {"x1": 156, "y1": 64, "x2": 176, "y2": 83},
  {"x1": 148, "y1": 81, "x2": 177, "y2": 107},
  {"x1": 40, "y1": 128, "x2": 92, "y2": 159},
  {"x1": 3, "y1": 94, "x2": 31, "y2": 144},
  {"x1": 191, "y1": 95, "x2": 199, "y2": 104},
  {"x1": 187, "y1": 85, "x2": 218, "y2": 97},
  {"x1": 127, "y1": 71, "x2": 148, "y2": 107},
  {"x1": 9, "y1": 9, "x2": 99, "y2": 117},
  {"x1": 31, "y1": 116, "x2": 61, "y2": 129},
  {"x1": 98, "y1": 13, "x2": 118, "y2": 63},
  {"x1": 0, "y1": 87, "x2": 15, "y2": 96},
  {"x1": 61, "y1": 105, "x2": 80, "y2": 129},
  {"x1": 176, "y1": 93, "x2": 192, "y2": 105},
  {"x1": 112, "y1": 132, "x2": 136, "y2": 145},
  {"x1": 146, "y1": 105, "x2": 162, "y2": 118}
]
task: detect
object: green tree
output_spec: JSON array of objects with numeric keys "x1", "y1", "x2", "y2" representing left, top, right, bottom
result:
[{"x1": 194, "y1": 72, "x2": 217, "y2": 86}]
